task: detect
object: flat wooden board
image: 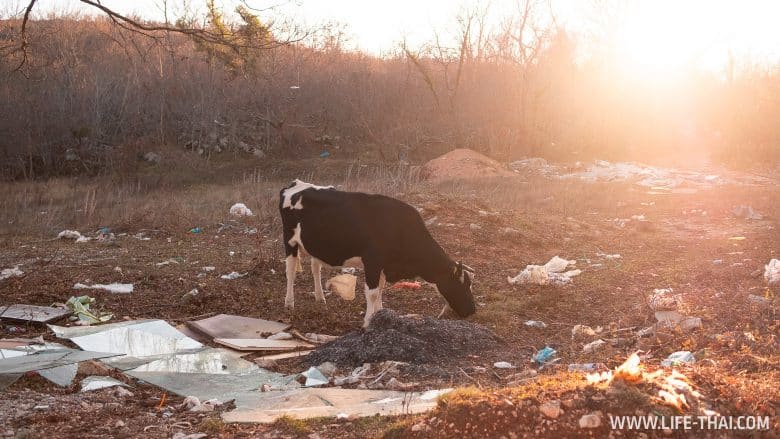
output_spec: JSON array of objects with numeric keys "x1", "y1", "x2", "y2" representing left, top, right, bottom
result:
[
  {"x1": 186, "y1": 314, "x2": 290, "y2": 340},
  {"x1": 0, "y1": 304, "x2": 70, "y2": 323},
  {"x1": 214, "y1": 338, "x2": 314, "y2": 352},
  {"x1": 255, "y1": 350, "x2": 313, "y2": 361}
]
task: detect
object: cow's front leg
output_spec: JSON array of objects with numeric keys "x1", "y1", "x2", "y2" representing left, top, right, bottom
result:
[
  {"x1": 311, "y1": 258, "x2": 326, "y2": 304},
  {"x1": 363, "y1": 264, "x2": 384, "y2": 328}
]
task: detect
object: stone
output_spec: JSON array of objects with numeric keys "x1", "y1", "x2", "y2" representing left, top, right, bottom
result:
[
  {"x1": 539, "y1": 400, "x2": 562, "y2": 419},
  {"x1": 579, "y1": 411, "x2": 602, "y2": 428}
]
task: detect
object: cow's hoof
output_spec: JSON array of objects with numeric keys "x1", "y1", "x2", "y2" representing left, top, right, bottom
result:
[{"x1": 284, "y1": 302, "x2": 294, "y2": 310}]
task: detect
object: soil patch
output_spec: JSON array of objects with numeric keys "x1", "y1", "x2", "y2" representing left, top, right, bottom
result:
[
  {"x1": 306, "y1": 309, "x2": 502, "y2": 367},
  {"x1": 422, "y1": 148, "x2": 516, "y2": 180}
]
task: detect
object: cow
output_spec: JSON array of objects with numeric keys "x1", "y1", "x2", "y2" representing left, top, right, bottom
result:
[{"x1": 279, "y1": 179, "x2": 476, "y2": 327}]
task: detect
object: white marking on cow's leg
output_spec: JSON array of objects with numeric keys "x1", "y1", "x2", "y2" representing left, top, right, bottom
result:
[
  {"x1": 374, "y1": 272, "x2": 386, "y2": 311},
  {"x1": 285, "y1": 254, "x2": 299, "y2": 309},
  {"x1": 438, "y1": 303, "x2": 452, "y2": 318},
  {"x1": 311, "y1": 258, "x2": 326, "y2": 304}
]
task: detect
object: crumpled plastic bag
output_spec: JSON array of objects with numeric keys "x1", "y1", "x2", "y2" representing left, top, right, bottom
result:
[
  {"x1": 764, "y1": 259, "x2": 780, "y2": 285},
  {"x1": 508, "y1": 256, "x2": 582, "y2": 286},
  {"x1": 65, "y1": 295, "x2": 113, "y2": 324}
]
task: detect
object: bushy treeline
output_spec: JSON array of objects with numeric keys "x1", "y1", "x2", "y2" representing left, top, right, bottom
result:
[{"x1": 1, "y1": 7, "x2": 778, "y2": 179}]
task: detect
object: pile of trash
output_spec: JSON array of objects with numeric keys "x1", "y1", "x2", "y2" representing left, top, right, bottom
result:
[
  {"x1": 560, "y1": 160, "x2": 722, "y2": 189},
  {"x1": 640, "y1": 288, "x2": 703, "y2": 335},
  {"x1": 422, "y1": 149, "x2": 516, "y2": 181},
  {"x1": 307, "y1": 309, "x2": 502, "y2": 367},
  {"x1": 507, "y1": 256, "x2": 582, "y2": 286}
]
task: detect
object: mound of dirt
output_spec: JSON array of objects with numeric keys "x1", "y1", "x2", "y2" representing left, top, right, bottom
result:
[
  {"x1": 422, "y1": 148, "x2": 516, "y2": 180},
  {"x1": 307, "y1": 309, "x2": 502, "y2": 367}
]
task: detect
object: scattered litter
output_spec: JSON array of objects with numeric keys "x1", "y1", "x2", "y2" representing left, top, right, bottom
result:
[
  {"x1": 532, "y1": 346, "x2": 557, "y2": 365},
  {"x1": 302, "y1": 366, "x2": 329, "y2": 387},
  {"x1": 596, "y1": 252, "x2": 621, "y2": 260},
  {"x1": 74, "y1": 282, "x2": 134, "y2": 294},
  {"x1": 0, "y1": 304, "x2": 70, "y2": 323},
  {"x1": 80, "y1": 375, "x2": 129, "y2": 392},
  {"x1": 190, "y1": 227, "x2": 202, "y2": 234},
  {"x1": 186, "y1": 314, "x2": 290, "y2": 341},
  {"x1": 571, "y1": 324, "x2": 599, "y2": 339},
  {"x1": 764, "y1": 259, "x2": 780, "y2": 285},
  {"x1": 507, "y1": 256, "x2": 582, "y2": 286},
  {"x1": 181, "y1": 288, "x2": 201, "y2": 304},
  {"x1": 0, "y1": 266, "x2": 23, "y2": 281},
  {"x1": 267, "y1": 332, "x2": 292, "y2": 340},
  {"x1": 731, "y1": 205, "x2": 763, "y2": 220},
  {"x1": 326, "y1": 274, "x2": 357, "y2": 300},
  {"x1": 524, "y1": 320, "x2": 547, "y2": 328},
  {"x1": 583, "y1": 339, "x2": 607, "y2": 353},
  {"x1": 65, "y1": 295, "x2": 113, "y2": 324},
  {"x1": 728, "y1": 236, "x2": 746, "y2": 241},
  {"x1": 229, "y1": 203, "x2": 254, "y2": 217},
  {"x1": 307, "y1": 309, "x2": 500, "y2": 367},
  {"x1": 391, "y1": 281, "x2": 422, "y2": 290},
  {"x1": 57, "y1": 230, "x2": 82, "y2": 240},
  {"x1": 661, "y1": 351, "x2": 695, "y2": 367},
  {"x1": 220, "y1": 271, "x2": 247, "y2": 280},
  {"x1": 156, "y1": 258, "x2": 183, "y2": 267},
  {"x1": 0, "y1": 343, "x2": 118, "y2": 387},
  {"x1": 493, "y1": 361, "x2": 515, "y2": 369},
  {"x1": 294, "y1": 331, "x2": 340, "y2": 344},
  {"x1": 180, "y1": 395, "x2": 224, "y2": 412},
  {"x1": 133, "y1": 232, "x2": 151, "y2": 241},
  {"x1": 320, "y1": 150, "x2": 331, "y2": 158},
  {"x1": 648, "y1": 288, "x2": 680, "y2": 311},
  {"x1": 568, "y1": 363, "x2": 601, "y2": 372}
]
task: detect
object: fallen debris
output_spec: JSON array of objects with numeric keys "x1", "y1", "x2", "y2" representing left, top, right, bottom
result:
[
  {"x1": 764, "y1": 259, "x2": 780, "y2": 285},
  {"x1": 0, "y1": 304, "x2": 71, "y2": 323},
  {"x1": 214, "y1": 338, "x2": 314, "y2": 352},
  {"x1": 582, "y1": 339, "x2": 606, "y2": 353},
  {"x1": 326, "y1": 274, "x2": 357, "y2": 300},
  {"x1": 0, "y1": 266, "x2": 23, "y2": 281},
  {"x1": 648, "y1": 288, "x2": 680, "y2": 311},
  {"x1": 661, "y1": 351, "x2": 695, "y2": 367},
  {"x1": 731, "y1": 205, "x2": 763, "y2": 220},
  {"x1": 57, "y1": 230, "x2": 82, "y2": 240},
  {"x1": 493, "y1": 361, "x2": 515, "y2": 369},
  {"x1": 64, "y1": 295, "x2": 113, "y2": 324},
  {"x1": 507, "y1": 256, "x2": 582, "y2": 286},
  {"x1": 229, "y1": 203, "x2": 254, "y2": 217},
  {"x1": 220, "y1": 271, "x2": 247, "y2": 280},
  {"x1": 539, "y1": 400, "x2": 562, "y2": 419},
  {"x1": 523, "y1": 320, "x2": 547, "y2": 328},
  {"x1": 186, "y1": 314, "x2": 290, "y2": 341},
  {"x1": 74, "y1": 282, "x2": 134, "y2": 294},
  {"x1": 80, "y1": 375, "x2": 129, "y2": 392},
  {"x1": 306, "y1": 309, "x2": 501, "y2": 367},
  {"x1": 0, "y1": 343, "x2": 119, "y2": 388},
  {"x1": 578, "y1": 411, "x2": 603, "y2": 428},
  {"x1": 532, "y1": 346, "x2": 557, "y2": 365},
  {"x1": 571, "y1": 324, "x2": 599, "y2": 339},
  {"x1": 302, "y1": 366, "x2": 329, "y2": 387}
]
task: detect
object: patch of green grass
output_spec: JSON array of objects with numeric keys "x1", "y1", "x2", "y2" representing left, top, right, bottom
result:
[{"x1": 273, "y1": 415, "x2": 311, "y2": 435}]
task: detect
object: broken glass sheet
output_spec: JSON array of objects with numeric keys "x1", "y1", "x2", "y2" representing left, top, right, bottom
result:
[
  {"x1": 129, "y1": 348, "x2": 257, "y2": 374},
  {"x1": 60, "y1": 320, "x2": 203, "y2": 368},
  {"x1": 0, "y1": 304, "x2": 70, "y2": 323},
  {"x1": 38, "y1": 364, "x2": 78, "y2": 387},
  {"x1": 221, "y1": 387, "x2": 453, "y2": 423},
  {"x1": 214, "y1": 338, "x2": 314, "y2": 351},
  {"x1": 187, "y1": 314, "x2": 290, "y2": 340},
  {"x1": 0, "y1": 346, "x2": 118, "y2": 375},
  {"x1": 80, "y1": 376, "x2": 129, "y2": 392},
  {"x1": 302, "y1": 366, "x2": 328, "y2": 387},
  {"x1": 48, "y1": 319, "x2": 156, "y2": 339}
]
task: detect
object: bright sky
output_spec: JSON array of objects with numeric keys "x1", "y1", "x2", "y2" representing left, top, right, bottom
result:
[{"x1": 12, "y1": 0, "x2": 780, "y2": 70}]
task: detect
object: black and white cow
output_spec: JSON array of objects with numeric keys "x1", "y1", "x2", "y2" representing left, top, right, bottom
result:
[{"x1": 279, "y1": 179, "x2": 476, "y2": 327}]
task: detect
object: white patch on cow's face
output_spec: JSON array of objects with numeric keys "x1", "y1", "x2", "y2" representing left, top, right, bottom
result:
[{"x1": 281, "y1": 179, "x2": 332, "y2": 209}]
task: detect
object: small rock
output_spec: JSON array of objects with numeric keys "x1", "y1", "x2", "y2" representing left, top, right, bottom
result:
[
  {"x1": 469, "y1": 223, "x2": 482, "y2": 230},
  {"x1": 33, "y1": 405, "x2": 49, "y2": 411},
  {"x1": 113, "y1": 386, "x2": 134, "y2": 398},
  {"x1": 579, "y1": 411, "x2": 602, "y2": 428},
  {"x1": 142, "y1": 152, "x2": 161, "y2": 163},
  {"x1": 539, "y1": 400, "x2": 561, "y2": 419},
  {"x1": 181, "y1": 288, "x2": 200, "y2": 304},
  {"x1": 411, "y1": 423, "x2": 425, "y2": 432},
  {"x1": 571, "y1": 324, "x2": 597, "y2": 339},
  {"x1": 114, "y1": 420, "x2": 125, "y2": 428}
]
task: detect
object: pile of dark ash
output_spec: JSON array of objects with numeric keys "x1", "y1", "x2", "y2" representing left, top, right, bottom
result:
[{"x1": 307, "y1": 309, "x2": 502, "y2": 367}]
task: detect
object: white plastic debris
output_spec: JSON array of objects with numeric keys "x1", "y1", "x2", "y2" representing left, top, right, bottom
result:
[
  {"x1": 326, "y1": 274, "x2": 357, "y2": 300},
  {"x1": 648, "y1": 288, "x2": 680, "y2": 311},
  {"x1": 57, "y1": 230, "x2": 82, "y2": 240},
  {"x1": 220, "y1": 271, "x2": 247, "y2": 280},
  {"x1": 493, "y1": 361, "x2": 516, "y2": 369},
  {"x1": 661, "y1": 351, "x2": 695, "y2": 367},
  {"x1": 0, "y1": 266, "x2": 24, "y2": 281},
  {"x1": 74, "y1": 282, "x2": 134, "y2": 294},
  {"x1": 302, "y1": 366, "x2": 329, "y2": 387},
  {"x1": 179, "y1": 395, "x2": 223, "y2": 412},
  {"x1": 75, "y1": 235, "x2": 91, "y2": 243},
  {"x1": 507, "y1": 256, "x2": 582, "y2": 286},
  {"x1": 764, "y1": 259, "x2": 780, "y2": 285},
  {"x1": 229, "y1": 203, "x2": 254, "y2": 217},
  {"x1": 524, "y1": 320, "x2": 547, "y2": 328},
  {"x1": 582, "y1": 339, "x2": 606, "y2": 353}
]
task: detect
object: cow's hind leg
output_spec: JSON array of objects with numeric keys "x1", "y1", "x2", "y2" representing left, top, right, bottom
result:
[
  {"x1": 284, "y1": 247, "x2": 299, "y2": 310},
  {"x1": 311, "y1": 258, "x2": 326, "y2": 304}
]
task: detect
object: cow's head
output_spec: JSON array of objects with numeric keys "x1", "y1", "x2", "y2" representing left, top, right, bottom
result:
[{"x1": 437, "y1": 261, "x2": 476, "y2": 317}]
